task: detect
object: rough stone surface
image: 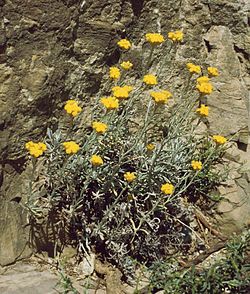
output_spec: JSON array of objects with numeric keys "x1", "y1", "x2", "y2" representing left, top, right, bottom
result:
[
  {"x1": 0, "y1": 0, "x2": 249, "y2": 265},
  {"x1": 0, "y1": 261, "x2": 108, "y2": 294},
  {"x1": 0, "y1": 201, "x2": 31, "y2": 266},
  {"x1": 0, "y1": 263, "x2": 58, "y2": 294}
]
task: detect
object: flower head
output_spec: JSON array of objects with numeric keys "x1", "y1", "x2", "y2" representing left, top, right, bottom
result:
[
  {"x1": 124, "y1": 172, "x2": 136, "y2": 182},
  {"x1": 37, "y1": 142, "x2": 47, "y2": 152},
  {"x1": 143, "y1": 74, "x2": 158, "y2": 85},
  {"x1": 117, "y1": 39, "x2": 131, "y2": 50},
  {"x1": 161, "y1": 183, "x2": 174, "y2": 195},
  {"x1": 146, "y1": 143, "x2": 155, "y2": 151},
  {"x1": 150, "y1": 90, "x2": 172, "y2": 103},
  {"x1": 109, "y1": 67, "x2": 120, "y2": 80},
  {"x1": 123, "y1": 85, "x2": 133, "y2": 92},
  {"x1": 90, "y1": 154, "x2": 104, "y2": 166},
  {"x1": 100, "y1": 96, "x2": 119, "y2": 110},
  {"x1": 112, "y1": 86, "x2": 132, "y2": 99},
  {"x1": 197, "y1": 76, "x2": 210, "y2": 84},
  {"x1": 168, "y1": 30, "x2": 183, "y2": 42},
  {"x1": 64, "y1": 100, "x2": 82, "y2": 117},
  {"x1": 62, "y1": 141, "x2": 80, "y2": 154},
  {"x1": 196, "y1": 82, "x2": 213, "y2": 95},
  {"x1": 196, "y1": 104, "x2": 209, "y2": 116},
  {"x1": 25, "y1": 141, "x2": 47, "y2": 158},
  {"x1": 212, "y1": 135, "x2": 227, "y2": 145},
  {"x1": 145, "y1": 33, "x2": 165, "y2": 45},
  {"x1": 121, "y1": 61, "x2": 133, "y2": 70},
  {"x1": 186, "y1": 63, "x2": 201, "y2": 74},
  {"x1": 208, "y1": 67, "x2": 219, "y2": 77},
  {"x1": 191, "y1": 160, "x2": 202, "y2": 170},
  {"x1": 92, "y1": 121, "x2": 108, "y2": 134}
]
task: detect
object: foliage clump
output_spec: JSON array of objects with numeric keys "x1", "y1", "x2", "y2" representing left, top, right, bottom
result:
[
  {"x1": 148, "y1": 230, "x2": 250, "y2": 293},
  {"x1": 25, "y1": 31, "x2": 229, "y2": 276}
]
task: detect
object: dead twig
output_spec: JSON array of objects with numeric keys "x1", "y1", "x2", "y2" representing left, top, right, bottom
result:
[{"x1": 194, "y1": 208, "x2": 227, "y2": 241}]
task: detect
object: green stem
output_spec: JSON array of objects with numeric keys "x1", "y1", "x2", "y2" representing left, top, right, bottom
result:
[{"x1": 144, "y1": 46, "x2": 155, "y2": 74}]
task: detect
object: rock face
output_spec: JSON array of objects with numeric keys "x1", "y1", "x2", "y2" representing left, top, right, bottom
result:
[
  {"x1": 0, "y1": 0, "x2": 249, "y2": 265},
  {"x1": 0, "y1": 263, "x2": 59, "y2": 294}
]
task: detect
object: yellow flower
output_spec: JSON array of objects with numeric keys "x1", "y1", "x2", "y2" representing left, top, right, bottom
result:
[
  {"x1": 143, "y1": 74, "x2": 158, "y2": 85},
  {"x1": 197, "y1": 76, "x2": 210, "y2": 84},
  {"x1": 29, "y1": 148, "x2": 43, "y2": 158},
  {"x1": 146, "y1": 143, "x2": 155, "y2": 151},
  {"x1": 25, "y1": 141, "x2": 35, "y2": 150},
  {"x1": 121, "y1": 61, "x2": 133, "y2": 70},
  {"x1": 90, "y1": 154, "x2": 104, "y2": 166},
  {"x1": 168, "y1": 30, "x2": 183, "y2": 42},
  {"x1": 196, "y1": 104, "x2": 209, "y2": 116},
  {"x1": 37, "y1": 142, "x2": 47, "y2": 152},
  {"x1": 191, "y1": 160, "x2": 202, "y2": 170},
  {"x1": 62, "y1": 141, "x2": 80, "y2": 154},
  {"x1": 161, "y1": 183, "x2": 174, "y2": 195},
  {"x1": 92, "y1": 121, "x2": 108, "y2": 134},
  {"x1": 25, "y1": 141, "x2": 47, "y2": 158},
  {"x1": 109, "y1": 67, "x2": 120, "y2": 80},
  {"x1": 145, "y1": 33, "x2": 165, "y2": 45},
  {"x1": 100, "y1": 96, "x2": 119, "y2": 110},
  {"x1": 124, "y1": 172, "x2": 136, "y2": 182},
  {"x1": 123, "y1": 85, "x2": 133, "y2": 92},
  {"x1": 208, "y1": 67, "x2": 219, "y2": 77},
  {"x1": 196, "y1": 82, "x2": 213, "y2": 95},
  {"x1": 112, "y1": 86, "x2": 130, "y2": 99},
  {"x1": 117, "y1": 39, "x2": 132, "y2": 50},
  {"x1": 212, "y1": 135, "x2": 227, "y2": 145},
  {"x1": 64, "y1": 100, "x2": 82, "y2": 117},
  {"x1": 186, "y1": 63, "x2": 201, "y2": 74},
  {"x1": 150, "y1": 90, "x2": 172, "y2": 103}
]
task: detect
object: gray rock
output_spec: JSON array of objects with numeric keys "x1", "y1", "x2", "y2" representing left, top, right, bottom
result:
[
  {"x1": 0, "y1": 263, "x2": 58, "y2": 294},
  {"x1": 0, "y1": 201, "x2": 31, "y2": 266}
]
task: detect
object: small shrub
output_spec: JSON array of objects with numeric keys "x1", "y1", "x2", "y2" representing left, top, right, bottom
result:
[{"x1": 25, "y1": 32, "x2": 229, "y2": 276}]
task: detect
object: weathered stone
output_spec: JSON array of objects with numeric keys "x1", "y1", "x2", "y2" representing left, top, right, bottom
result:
[
  {"x1": 204, "y1": 26, "x2": 249, "y2": 144},
  {"x1": 216, "y1": 175, "x2": 250, "y2": 234},
  {"x1": 0, "y1": 201, "x2": 31, "y2": 266},
  {"x1": 0, "y1": 263, "x2": 58, "y2": 294}
]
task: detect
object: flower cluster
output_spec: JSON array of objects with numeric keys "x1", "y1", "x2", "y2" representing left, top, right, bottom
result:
[
  {"x1": 100, "y1": 96, "x2": 119, "y2": 110},
  {"x1": 168, "y1": 30, "x2": 183, "y2": 42},
  {"x1": 91, "y1": 154, "x2": 104, "y2": 166},
  {"x1": 186, "y1": 63, "x2": 201, "y2": 74},
  {"x1": 143, "y1": 74, "x2": 158, "y2": 85},
  {"x1": 208, "y1": 67, "x2": 219, "y2": 77},
  {"x1": 121, "y1": 61, "x2": 133, "y2": 70},
  {"x1": 92, "y1": 121, "x2": 108, "y2": 134},
  {"x1": 117, "y1": 39, "x2": 131, "y2": 50},
  {"x1": 112, "y1": 85, "x2": 133, "y2": 99},
  {"x1": 109, "y1": 67, "x2": 121, "y2": 80},
  {"x1": 191, "y1": 160, "x2": 203, "y2": 170},
  {"x1": 197, "y1": 76, "x2": 210, "y2": 84},
  {"x1": 62, "y1": 141, "x2": 80, "y2": 154},
  {"x1": 196, "y1": 83, "x2": 213, "y2": 95},
  {"x1": 196, "y1": 76, "x2": 213, "y2": 95},
  {"x1": 124, "y1": 172, "x2": 136, "y2": 182},
  {"x1": 25, "y1": 141, "x2": 47, "y2": 158},
  {"x1": 196, "y1": 104, "x2": 209, "y2": 116},
  {"x1": 150, "y1": 90, "x2": 172, "y2": 104},
  {"x1": 64, "y1": 100, "x2": 82, "y2": 117},
  {"x1": 212, "y1": 135, "x2": 227, "y2": 145},
  {"x1": 145, "y1": 33, "x2": 165, "y2": 45},
  {"x1": 161, "y1": 183, "x2": 175, "y2": 195}
]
